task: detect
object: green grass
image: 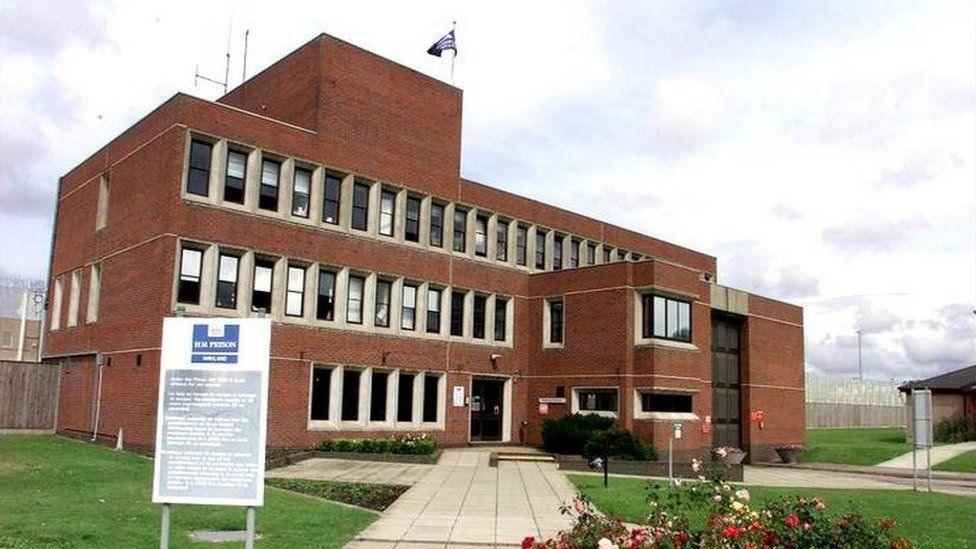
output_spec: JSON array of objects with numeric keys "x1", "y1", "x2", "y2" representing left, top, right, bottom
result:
[
  {"x1": 933, "y1": 450, "x2": 976, "y2": 473},
  {"x1": 265, "y1": 478, "x2": 408, "y2": 511},
  {"x1": 802, "y1": 427, "x2": 910, "y2": 465},
  {"x1": 570, "y1": 474, "x2": 975, "y2": 549},
  {"x1": 0, "y1": 436, "x2": 376, "y2": 548}
]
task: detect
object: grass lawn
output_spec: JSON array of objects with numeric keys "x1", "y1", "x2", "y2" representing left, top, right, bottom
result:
[
  {"x1": 933, "y1": 449, "x2": 976, "y2": 473},
  {"x1": 802, "y1": 427, "x2": 910, "y2": 465},
  {"x1": 0, "y1": 436, "x2": 376, "y2": 548},
  {"x1": 570, "y1": 474, "x2": 975, "y2": 549}
]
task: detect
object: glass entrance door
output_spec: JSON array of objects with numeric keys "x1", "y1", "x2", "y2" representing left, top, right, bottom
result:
[{"x1": 470, "y1": 378, "x2": 504, "y2": 441}]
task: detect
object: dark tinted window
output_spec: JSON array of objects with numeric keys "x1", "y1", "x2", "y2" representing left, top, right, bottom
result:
[
  {"x1": 430, "y1": 203, "x2": 444, "y2": 247},
  {"x1": 397, "y1": 373, "x2": 414, "y2": 422},
  {"x1": 215, "y1": 253, "x2": 238, "y2": 309},
  {"x1": 516, "y1": 225, "x2": 528, "y2": 266},
  {"x1": 422, "y1": 375, "x2": 440, "y2": 422},
  {"x1": 258, "y1": 159, "x2": 280, "y2": 211},
  {"x1": 379, "y1": 189, "x2": 396, "y2": 237},
  {"x1": 405, "y1": 196, "x2": 421, "y2": 242},
  {"x1": 472, "y1": 295, "x2": 486, "y2": 339},
  {"x1": 370, "y1": 371, "x2": 389, "y2": 421},
  {"x1": 292, "y1": 167, "x2": 311, "y2": 217},
  {"x1": 553, "y1": 235, "x2": 563, "y2": 270},
  {"x1": 224, "y1": 149, "x2": 246, "y2": 204},
  {"x1": 351, "y1": 182, "x2": 370, "y2": 231},
  {"x1": 549, "y1": 299, "x2": 564, "y2": 344},
  {"x1": 496, "y1": 220, "x2": 509, "y2": 261},
  {"x1": 642, "y1": 294, "x2": 691, "y2": 342},
  {"x1": 475, "y1": 215, "x2": 488, "y2": 257},
  {"x1": 450, "y1": 291, "x2": 465, "y2": 336},
  {"x1": 187, "y1": 140, "x2": 211, "y2": 196},
  {"x1": 453, "y1": 209, "x2": 467, "y2": 252},
  {"x1": 578, "y1": 389, "x2": 617, "y2": 412},
  {"x1": 177, "y1": 248, "x2": 202, "y2": 304},
  {"x1": 316, "y1": 270, "x2": 336, "y2": 320},
  {"x1": 494, "y1": 298, "x2": 507, "y2": 341},
  {"x1": 426, "y1": 288, "x2": 441, "y2": 333},
  {"x1": 641, "y1": 392, "x2": 692, "y2": 413},
  {"x1": 323, "y1": 173, "x2": 341, "y2": 224},
  {"x1": 310, "y1": 368, "x2": 331, "y2": 420},
  {"x1": 341, "y1": 369, "x2": 361, "y2": 421}
]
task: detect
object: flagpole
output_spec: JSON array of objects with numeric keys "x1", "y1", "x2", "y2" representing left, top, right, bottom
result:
[{"x1": 450, "y1": 20, "x2": 456, "y2": 84}]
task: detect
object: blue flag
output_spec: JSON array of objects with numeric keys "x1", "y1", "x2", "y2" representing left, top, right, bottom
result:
[{"x1": 427, "y1": 30, "x2": 457, "y2": 57}]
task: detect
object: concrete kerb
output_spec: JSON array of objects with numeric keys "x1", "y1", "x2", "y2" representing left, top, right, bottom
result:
[{"x1": 758, "y1": 461, "x2": 976, "y2": 484}]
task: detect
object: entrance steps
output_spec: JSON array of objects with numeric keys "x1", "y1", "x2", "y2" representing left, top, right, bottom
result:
[{"x1": 490, "y1": 452, "x2": 556, "y2": 466}]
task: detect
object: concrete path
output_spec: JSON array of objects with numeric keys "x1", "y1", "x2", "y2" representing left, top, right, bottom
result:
[
  {"x1": 343, "y1": 448, "x2": 575, "y2": 548},
  {"x1": 875, "y1": 441, "x2": 976, "y2": 469},
  {"x1": 268, "y1": 458, "x2": 432, "y2": 486}
]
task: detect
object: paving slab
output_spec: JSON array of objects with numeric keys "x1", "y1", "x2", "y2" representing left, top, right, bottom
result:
[{"x1": 875, "y1": 441, "x2": 976, "y2": 469}]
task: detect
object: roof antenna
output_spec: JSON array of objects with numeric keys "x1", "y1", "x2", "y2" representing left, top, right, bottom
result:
[
  {"x1": 193, "y1": 17, "x2": 232, "y2": 94},
  {"x1": 242, "y1": 29, "x2": 250, "y2": 83}
]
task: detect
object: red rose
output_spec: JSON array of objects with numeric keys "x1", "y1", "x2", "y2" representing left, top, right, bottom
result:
[
  {"x1": 786, "y1": 514, "x2": 800, "y2": 528},
  {"x1": 521, "y1": 536, "x2": 535, "y2": 549},
  {"x1": 723, "y1": 525, "x2": 741, "y2": 539}
]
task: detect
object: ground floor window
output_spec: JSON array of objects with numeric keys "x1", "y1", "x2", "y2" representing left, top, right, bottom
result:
[
  {"x1": 310, "y1": 367, "x2": 332, "y2": 420},
  {"x1": 309, "y1": 366, "x2": 444, "y2": 429},
  {"x1": 575, "y1": 388, "x2": 618, "y2": 413},
  {"x1": 640, "y1": 392, "x2": 692, "y2": 413},
  {"x1": 423, "y1": 374, "x2": 441, "y2": 422},
  {"x1": 341, "y1": 369, "x2": 362, "y2": 421}
]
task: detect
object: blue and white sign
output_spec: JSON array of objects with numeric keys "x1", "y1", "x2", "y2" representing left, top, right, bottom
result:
[{"x1": 152, "y1": 317, "x2": 271, "y2": 507}]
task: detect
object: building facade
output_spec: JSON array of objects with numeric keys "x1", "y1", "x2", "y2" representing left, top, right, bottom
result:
[
  {"x1": 0, "y1": 317, "x2": 41, "y2": 362},
  {"x1": 44, "y1": 34, "x2": 805, "y2": 461}
]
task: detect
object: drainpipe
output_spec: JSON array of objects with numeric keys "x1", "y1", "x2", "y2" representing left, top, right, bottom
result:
[{"x1": 91, "y1": 353, "x2": 105, "y2": 442}]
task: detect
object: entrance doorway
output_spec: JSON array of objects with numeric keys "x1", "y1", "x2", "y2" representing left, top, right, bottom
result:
[
  {"x1": 470, "y1": 378, "x2": 505, "y2": 441},
  {"x1": 711, "y1": 316, "x2": 742, "y2": 449}
]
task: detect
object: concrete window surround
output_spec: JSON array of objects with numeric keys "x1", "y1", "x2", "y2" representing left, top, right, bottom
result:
[
  {"x1": 66, "y1": 270, "x2": 81, "y2": 328},
  {"x1": 306, "y1": 363, "x2": 446, "y2": 432},
  {"x1": 180, "y1": 130, "x2": 648, "y2": 277},
  {"x1": 50, "y1": 277, "x2": 63, "y2": 331},
  {"x1": 170, "y1": 239, "x2": 515, "y2": 349},
  {"x1": 570, "y1": 386, "x2": 619, "y2": 418},
  {"x1": 632, "y1": 387, "x2": 700, "y2": 421},
  {"x1": 95, "y1": 173, "x2": 109, "y2": 231},
  {"x1": 541, "y1": 297, "x2": 564, "y2": 349},
  {"x1": 85, "y1": 263, "x2": 101, "y2": 324},
  {"x1": 632, "y1": 287, "x2": 701, "y2": 351}
]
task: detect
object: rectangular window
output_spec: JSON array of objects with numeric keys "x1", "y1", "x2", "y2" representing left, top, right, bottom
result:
[
  {"x1": 402, "y1": 284, "x2": 417, "y2": 330},
  {"x1": 224, "y1": 149, "x2": 247, "y2": 204},
  {"x1": 251, "y1": 259, "x2": 275, "y2": 313},
  {"x1": 494, "y1": 298, "x2": 507, "y2": 341},
  {"x1": 374, "y1": 279, "x2": 392, "y2": 327},
  {"x1": 426, "y1": 288, "x2": 442, "y2": 333},
  {"x1": 347, "y1": 275, "x2": 365, "y2": 324},
  {"x1": 553, "y1": 235, "x2": 564, "y2": 270},
  {"x1": 95, "y1": 175, "x2": 109, "y2": 230},
  {"x1": 405, "y1": 196, "x2": 421, "y2": 242},
  {"x1": 643, "y1": 294, "x2": 692, "y2": 342},
  {"x1": 587, "y1": 243, "x2": 596, "y2": 265},
  {"x1": 285, "y1": 265, "x2": 306, "y2": 317},
  {"x1": 86, "y1": 263, "x2": 101, "y2": 323},
  {"x1": 177, "y1": 247, "x2": 203, "y2": 305},
  {"x1": 450, "y1": 291, "x2": 465, "y2": 336},
  {"x1": 640, "y1": 392, "x2": 693, "y2": 413},
  {"x1": 422, "y1": 374, "x2": 440, "y2": 422},
  {"x1": 351, "y1": 182, "x2": 370, "y2": 231},
  {"x1": 472, "y1": 294, "x2": 486, "y2": 339},
  {"x1": 603, "y1": 247, "x2": 612, "y2": 263},
  {"x1": 570, "y1": 239, "x2": 580, "y2": 268},
  {"x1": 496, "y1": 220, "x2": 509, "y2": 261},
  {"x1": 516, "y1": 225, "x2": 528, "y2": 266},
  {"x1": 549, "y1": 299, "x2": 564, "y2": 344},
  {"x1": 292, "y1": 167, "x2": 311, "y2": 217},
  {"x1": 430, "y1": 203, "x2": 445, "y2": 247},
  {"x1": 216, "y1": 253, "x2": 239, "y2": 309},
  {"x1": 379, "y1": 189, "x2": 396, "y2": 237},
  {"x1": 187, "y1": 140, "x2": 212, "y2": 196},
  {"x1": 453, "y1": 208, "x2": 467, "y2": 252},
  {"x1": 370, "y1": 371, "x2": 389, "y2": 421},
  {"x1": 259, "y1": 159, "x2": 280, "y2": 211},
  {"x1": 50, "y1": 279, "x2": 63, "y2": 330},
  {"x1": 316, "y1": 269, "x2": 336, "y2": 321},
  {"x1": 535, "y1": 230, "x2": 547, "y2": 269},
  {"x1": 341, "y1": 369, "x2": 361, "y2": 421},
  {"x1": 322, "y1": 173, "x2": 341, "y2": 224},
  {"x1": 310, "y1": 367, "x2": 331, "y2": 420},
  {"x1": 397, "y1": 373, "x2": 414, "y2": 422},
  {"x1": 474, "y1": 214, "x2": 488, "y2": 257},
  {"x1": 577, "y1": 388, "x2": 618, "y2": 412}
]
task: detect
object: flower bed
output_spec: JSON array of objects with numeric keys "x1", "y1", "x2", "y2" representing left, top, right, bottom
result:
[{"x1": 318, "y1": 434, "x2": 438, "y2": 455}]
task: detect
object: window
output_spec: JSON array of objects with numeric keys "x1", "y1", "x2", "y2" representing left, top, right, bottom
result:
[
  {"x1": 351, "y1": 181, "x2": 370, "y2": 231},
  {"x1": 177, "y1": 247, "x2": 203, "y2": 305},
  {"x1": 67, "y1": 271, "x2": 80, "y2": 327},
  {"x1": 548, "y1": 299, "x2": 564, "y2": 344},
  {"x1": 285, "y1": 265, "x2": 305, "y2": 317},
  {"x1": 216, "y1": 253, "x2": 239, "y2": 309},
  {"x1": 405, "y1": 196, "x2": 421, "y2": 242},
  {"x1": 603, "y1": 247, "x2": 612, "y2": 263},
  {"x1": 587, "y1": 243, "x2": 596, "y2": 265},
  {"x1": 453, "y1": 208, "x2": 467, "y2": 252},
  {"x1": 633, "y1": 253, "x2": 643, "y2": 261},
  {"x1": 472, "y1": 294, "x2": 486, "y2": 339},
  {"x1": 516, "y1": 225, "x2": 528, "y2": 266},
  {"x1": 316, "y1": 269, "x2": 336, "y2": 320},
  {"x1": 577, "y1": 388, "x2": 618, "y2": 413},
  {"x1": 86, "y1": 263, "x2": 101, "y2": 323},
  {"x1": 397, "y1": 373, "x2": 414, "y2": 422},
  {"x1": 475, "y1": 214, "x2": 488, "y2": 257},
  {"x1": 251, "y1": 259, "x2": 274, "y2": 313},
  {"x1": 535, "y1": 230, "x2": 547, "y2": 269},
  {"x1": 259, "y1": 158, "x2": 280, "y2": 211},
  {"x1": 450, "y1": 290, "x2": 465, "y2": 336},
  {"x1": 95, "y1": 174, "x2": 109, "y2": 230},
  {"x1": 422, "y1": 374, "x2": 440, "y2": 422},
  {"x1": 430, "y1": 203, "x2": 445, "y2": 247},
  {"x1": 553, "y1": 235, "x2": 564, "y2": 270},
  {"x1": 322, "y1": 173, "x2": 341, "y2": 224},
  {"x1": 341, "y1": 369, "x2": 361, "y2": 421},
  {"x1": 370, "y1": 370, "x2": 389, "y2": 421},
  {"x1": 496, "y1": 220, "x2": 509, "y2": 261},
  {"x1": 426, "y1": 288, "x2": 442, "y2": 333},
  {"x1": 347, "y1": 275, "x2": 365, "y2": 324},
  {"x1": 187, "y1": 140, "x2": 212, "y2": 196},
  {"x1": 379, "y1": 189, "x2": 396, "y2": 236},
  {"x1": 402, "y1": 284, "x2": 417, "y2": 330},
  {"x1": 640, "y1": 392, "x2": 693, "y2": 413},
  {"x1": 643, "y1": 295, "x2": 692, "y2": 342},
  {"x1": 494, "y1": 298, "x2": 507, "y2": 341},
  {"x1": 50, "y1": 278, "x2": 63, "y2": 330},
  {"x1": 310, "y1": 367, "x2": 331, "y2": 420},
  {"x1": 224, "y1": 150, "x2": 247, "y2": 204},
  {"x1": 570, "y1": 239, "x2": 580, "y2": 268},
  {"x1": 292, "y1": 167, "x2": 311, "y2": 217},
  {"x1": 374, "y1": 279, "x2": 392, "y2": 327}
]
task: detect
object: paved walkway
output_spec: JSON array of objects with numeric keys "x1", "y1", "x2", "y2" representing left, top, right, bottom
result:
[
  {"x1": 268, "y1": 458, "x2": 432, "y2": 486},
  {"x1": 875, "y1": 441, "x2": 976, "y2": 469}
]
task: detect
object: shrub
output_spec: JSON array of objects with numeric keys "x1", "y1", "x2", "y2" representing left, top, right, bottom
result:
[
  {"x1": 541, "y1": 413, "x2": 616, "y2": 455},
  {"x1": 583, "y1": 428, "x2": 655, "y2": 461},
  {"x1": 934, "y1": 416, "x2": 974, "y2": 444},
  {"x1": 317, "y1": 434, "x2": 438, "y2": 455}
]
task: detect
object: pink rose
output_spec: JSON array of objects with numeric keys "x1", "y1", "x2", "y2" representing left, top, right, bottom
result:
[{"x1": 786, "y1": 515, "x2": 800, "y2": 528}]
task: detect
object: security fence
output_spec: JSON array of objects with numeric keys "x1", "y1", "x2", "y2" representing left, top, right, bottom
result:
[{"x1": 805, "y1": 374, "x2": 906, "y2": 428}]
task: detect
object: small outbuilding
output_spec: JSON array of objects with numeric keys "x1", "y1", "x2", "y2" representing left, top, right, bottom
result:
[{"x1": 899, "y1": 364, "x2": 975, "y2": 443}]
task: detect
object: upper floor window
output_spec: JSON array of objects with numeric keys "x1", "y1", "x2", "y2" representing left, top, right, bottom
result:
[
  {"x1": 496, "y1": 220, "x2": 509, "y2": 262},
  {"x1": 347, "y1": 275, "x2": 365, "y2": 323},
  {"x1": 553, "y1": 235, "x2": 564, "y2": 270},
  {"x1": 177, "y1": 247, "x2": 203, "y2": 305},
  {"x1": 379, "y1": 189, "x2": 396, "y2": 237},
  {"x1": 251, "y1": 259, "x2": 275, "y2": 313},
  {"x1": 224, "y1": 150, "x2": 247, "y2": 204},
  {"x1": 548, "y1": 299, "x2": 564, "y2": 344},
  {"x1": 472, "y1": 294, "x2": 487, "y2": 339},
  {"x1": 603, "y1": 247, "x2": 612, "y2": 263},
  {"x1": 535, "y1": 230, "x2": 547, "y2": 269},
  {"x1": 316, "y1": 269, "x2": 336, "y2": 321},
  {"x1": 259, "y1": 159, "x2": 280, "y2": 211},
  {"x1": 405, "y1": 196, "x2": 421, "y2": 243},
  {"x1": 494, "y1": 298, "x2": 507, "y2": 341},
  {"x1": 216, "y1": 253, "x2": 239, "y2": 309},
  {"x1": 450, "y1": 290, "x2": 465, "y2": 336},
  {"x1": 587, "y1": 243, "x2": 596, "y2": 265},
  {"x1": 292, "y1": 167, "x2": 311, "y2": 217},
  {"x1": 375, "y1": 279, "x2": 392, "y2": 327},
  {"x1": 426, "y1": 288, "x2": 442, "y2": 333},
  {"x1": 453, "y1": 208, "x2": 467, "y2": 253},
  {"x1": 187, "y1": 140, "x2": 212, "y2": 197},
  {"x1": 351, "y1": 182, "x2": 370, "y2": 231},
  {"x1": 475, "y1": 215, "x2": 488, "y2": 257},
  {"x1": 323, "y1": 173, "x2": 341, "y2": 224},
  {"x1": 285, "y1": 265, "x2": 306, "y2": 317},
  {"x1": 642, "y1": 294, "x2": 691, "y2": 342},
  {"x1": 430, "y1": 203, "x2": 445, "y2": 247},
  {"x1": 516, "y1": 225, "x2": 528, "y2": 266},
  {"x1": 402, "y1": 284, "x2": 417, "y2": 330},
  {"x1": 95, "y1": 174, "x2": 109, "y2": 230},
  {"x1": 570, "y1": 239, "x2": 580, "y2": 268}
]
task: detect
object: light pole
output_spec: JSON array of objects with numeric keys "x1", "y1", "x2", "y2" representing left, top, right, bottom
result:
[{"x1": 857, "y1": 329, "x2": 863, "y2": 380}]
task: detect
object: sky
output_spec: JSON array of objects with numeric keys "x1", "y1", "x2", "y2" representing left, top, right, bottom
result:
[{"x1": 0, "y1": 0, "x2": 973, "y2": 381}]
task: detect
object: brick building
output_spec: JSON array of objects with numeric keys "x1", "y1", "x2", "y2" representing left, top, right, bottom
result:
[{"x1": 44, "y1": 34, "x2": 805, "y2": 461}]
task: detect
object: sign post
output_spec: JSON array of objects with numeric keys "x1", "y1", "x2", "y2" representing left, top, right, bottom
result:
[
  {"x1": 152, "y1": 318, "x2": 271, "y2": 547},
  {"x1": 669, "y1": 421, "x2": 682, "y2": 484},
  {"x1": 911, "y1": 389, "x2": 933, "y2": 492}
]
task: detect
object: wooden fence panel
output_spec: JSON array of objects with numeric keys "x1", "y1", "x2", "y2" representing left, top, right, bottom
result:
[{"x1": 0, "y1": 361, "x2": 60, "y2": 430}]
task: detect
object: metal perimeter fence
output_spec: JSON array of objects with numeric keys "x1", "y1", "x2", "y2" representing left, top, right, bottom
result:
[{"x1": 805, "y1": 374, "x2": 906, "y2": 429}]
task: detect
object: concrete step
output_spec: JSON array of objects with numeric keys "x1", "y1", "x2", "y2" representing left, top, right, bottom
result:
[{"x1": 495, "y1": 453, "x2": 555, "y2": 463}]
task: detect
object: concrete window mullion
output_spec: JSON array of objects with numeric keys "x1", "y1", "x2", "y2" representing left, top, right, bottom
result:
[
  {"x1": 419, "y1": 196, "x2": 432, "y2": 249},
  {"x1": 486, "y1": 214, "x2": 498, "y2": 262},
  {"x1": 391, "y1": 277, "x2": 404, "y2": 333},
  {"x1": 367, "y1": 181, "x2": 380, "y2": 235},
  {"x1": 465, "y1": 208, "x2": 476, "y2": 258},
  {"x1": 244, "y1": 150, "x2": 261, "y2": 211},
  {"x1": 546, "y1": 230, "x2": 556, "y2": 271},
  {"x1": 209, "y1": 140, "x2": 227, "y2": 204},
  {"x1": 330, "y1": 365, "x2": 343, "y2": 427},
  {"x1": 527, "y1": 225, "x2": 538, "y2": 272},
  {"x1": 303, "y1": 263, "x2": 317, "y2": 323},
  {"x1": 412, "y1": 372, "x2": 424, "y2": 429},
  {"x1": 507, "y1": 220, "x2": 518, "y2": 267},
  {"x1": 394, "y1": 189, "x2": 407, "y2": 242},
  {"x1": 270, "y1": 256, "x2": 287, "y2": 321},
  {"x1": 363, "y1": 273, "x2": 377, "y2": 328},
  {"x1": 309, "y1": 167, "x2": 325, "y2": 227},
  {"x1": 339, "y1": 174, "x2": 354, "y2": 230},
  {"x1": 199, "y1": 244, "x2": 217, "y2": 310},
  {"x1": 279, "y1": 159, "x2": 295, "y2": 218},
  {"x1": 463, "y1": 290, "x2": 474, "y2": 340},
  {"x1": 436, "y1": 374, "x2": 446, "y2": 427},
  {"x1": 417, "y1": 282, "x2": 429, "y2": 338},
  {"x1": 335, "y1": 268, "x2": 350, "y2": 325},
  {"x1": 360, "y1": 366, "x2": 372, "y2": 428},
  {"x1": 239, "y1": 252, "x2": 255, "y2": 314}
]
